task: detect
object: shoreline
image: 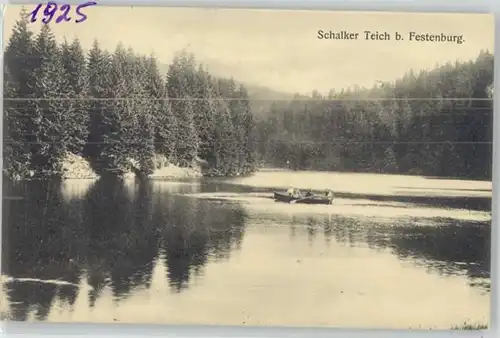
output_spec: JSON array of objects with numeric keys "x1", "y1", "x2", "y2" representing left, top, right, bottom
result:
[{"x1": 3, "y1": 153, "x2": 204, "y2": 182}]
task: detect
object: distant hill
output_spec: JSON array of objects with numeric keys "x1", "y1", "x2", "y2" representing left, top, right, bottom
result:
[
  {"x1": 157, "y1": 62, "x2": 294, "y2": 120},
  {"x1": 236, "y1": 83, "x2": 295, "y2": 119}
]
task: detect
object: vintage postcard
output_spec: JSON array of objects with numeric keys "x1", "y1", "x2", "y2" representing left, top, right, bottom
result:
[{"x1": 1, "y1": 4, "x2": 494, "y2": 330}]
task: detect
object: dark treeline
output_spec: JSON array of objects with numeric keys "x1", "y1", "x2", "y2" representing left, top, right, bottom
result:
[
  {"x1": 256, "y1": 51, "x2": 494, "y2": 180},
  {"x1": 3, "y1": 9, "x2": 256, "y2": 180},
  {"x1": 4, "y1": 9, "x2": 494, "y2": 181}
]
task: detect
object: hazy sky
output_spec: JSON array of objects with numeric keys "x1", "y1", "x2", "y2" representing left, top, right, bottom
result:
[{"x1": 3, "y1": 5, "x2": 494, "y2": 94}]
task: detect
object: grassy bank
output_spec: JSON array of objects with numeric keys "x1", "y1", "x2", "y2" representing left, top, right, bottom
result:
[{"x1": 451, "y1": 321, "x2": 488, "y2": 330}]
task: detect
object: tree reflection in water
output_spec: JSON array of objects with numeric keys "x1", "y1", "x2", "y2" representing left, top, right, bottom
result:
[
  {"x1": 3, "y1": 180, "x2": 84, "y2": 321},
  {"x1": 283, "y1": 212, "x2": 490, "y2": 290},
  {"x1": 1, "y1": 179, "x2": 490, "y2": 322},
  {"x1": 2, "y1": 178, "x2": 247, "y2": 320},
  {"x1": 159, "y1": 193, "x2": 247, "y2": 292}
]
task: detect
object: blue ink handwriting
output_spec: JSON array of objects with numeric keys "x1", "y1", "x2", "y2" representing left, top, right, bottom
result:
[{"x1": 29, "y1": 1, "x2": 97, "y2": 24}]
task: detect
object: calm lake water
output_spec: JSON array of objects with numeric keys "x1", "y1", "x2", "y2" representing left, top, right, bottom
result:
[{"x1": 0, "y1": 170, "x2": 492, "y2": 329}]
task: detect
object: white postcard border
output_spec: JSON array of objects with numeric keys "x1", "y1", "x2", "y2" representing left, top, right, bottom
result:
[{"x1": 0, "y1": 1, "x2": 498, "y2": 338}]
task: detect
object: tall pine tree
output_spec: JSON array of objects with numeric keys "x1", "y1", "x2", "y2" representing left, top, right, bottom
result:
[
  {"x1": 166, "y1": 52, "x2": 200, "y2": 167},
  {"x1": 30, "y1": 25, "x2": 74, "y2": 177},
  {"x1": 144, "y1": 55, "x2": 179, "y2": 164},
  {"x1": 3, "y1": 8, "x2": 36, "y2": 179},
  {"x1": 60, "y1": 38, "x2": 89, "y2": 156},
  {"x1": 84, "y1": 40, "x2": 111, "y2": 173}
]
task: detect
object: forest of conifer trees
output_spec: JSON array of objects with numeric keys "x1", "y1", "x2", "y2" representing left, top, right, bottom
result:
[
  {"x1": 3, "y1": 10, "x2": 256, "y2": 180},
  {"x1": 254, "y1": 51, "x2": 494, "y2": 180},
  {"x1": 3, "y1": 10, "x2": 494, "y2": 182}
]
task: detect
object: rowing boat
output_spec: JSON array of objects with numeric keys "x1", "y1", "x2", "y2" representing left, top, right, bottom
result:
[
  {"x1": 273, "y1": 191, "x2": 297, "y2": 203},
  {"x1": 273, "y1": 191, "x2": 333, "y2": 205}
]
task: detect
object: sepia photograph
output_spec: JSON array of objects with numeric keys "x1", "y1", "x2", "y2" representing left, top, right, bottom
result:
[{"x1": 0, "y1": 5, "x2": 494, "y2": 330}]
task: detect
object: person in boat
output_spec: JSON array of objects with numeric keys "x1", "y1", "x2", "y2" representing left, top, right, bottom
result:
[
  {"x1": 287, "y1": 187, "x2": 303, "y2": 198},
  {"x1": 325, "y1": 190, "x2": 333, "y2": 198},
  {"x1": 305, "y1": 190, "x2": 313, "y2": 197}
]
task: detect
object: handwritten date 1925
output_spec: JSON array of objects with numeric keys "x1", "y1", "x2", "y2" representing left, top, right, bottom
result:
[{"x1": 29, "y1": 1, "x2": 97, "y2": 24}]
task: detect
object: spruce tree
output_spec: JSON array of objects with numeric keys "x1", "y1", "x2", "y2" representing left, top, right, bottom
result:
[
  {"x1": 129, "y1": 53, "x2": 155, "y2": 175},
  {"x1": 193, "y1": 67, "x2": 218, "y2": 168},
  {"x1": 236, "y1": 85, "x2": 257, "y2": 173},
  {"x1": 3, "y1": 8, "x2": 36, "y2": 179},
  {"x1": 166, "y1": 52, "x2": 200, "y2": 167},
  {"x1": 144, "y1": 55, "x2": 178, "y2": 163},
  {"x1": 212, "y1": 100, "x2": 236, "y2": 175},
  {"x1": 31, "y1": 24, "x2": 73, "y2": 177},
  {"x1": 85, "y1": 40, "x2": 111, "y2": 173},
  {"x1": 60, "y1": 38, "x2": 89, "y2": 156},
  {"x1": 98, "y1": 43, "x2": 132, "y2": 174}
]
